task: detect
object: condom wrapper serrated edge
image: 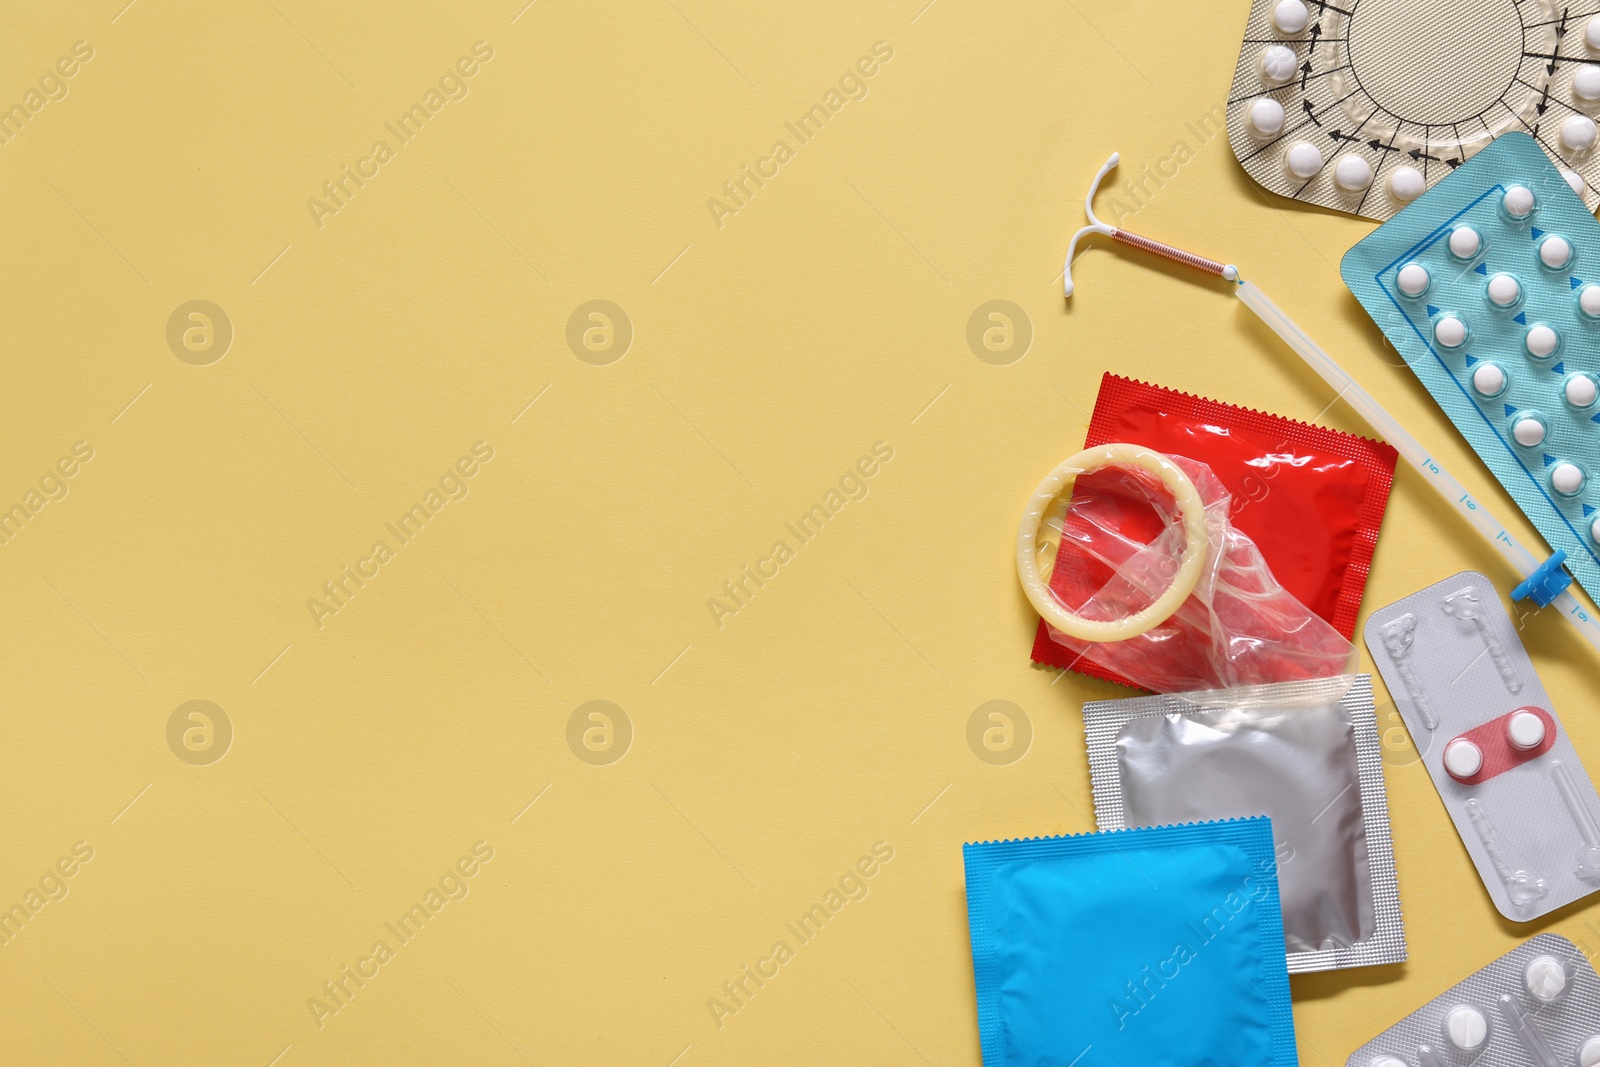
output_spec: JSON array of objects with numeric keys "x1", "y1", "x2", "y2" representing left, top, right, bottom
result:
[
  {"x1": 963, "y1": 817, "x2": 1297, "y2": 1067},
  {"x1": 1084, "y1": 674, "x2": 1405, "y2": 974},
  {"x1": 1347, "y1": 934, "x2": 1600, "y2": 1067},
  {"x1": 1226, "y1": 1, "x2": 1600, "y2": 221}
]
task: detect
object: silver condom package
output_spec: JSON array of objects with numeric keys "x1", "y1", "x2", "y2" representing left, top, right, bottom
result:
[
  {"x1": 1364, "y1": 571, "x2": 1600, "y2": 923},
  {"x1": 1347, "y1": 934, "x2": 1600, "y2": 1067},
  {"x1": 1084, "y1": 674, "x2": 1406, "y2": 973}
]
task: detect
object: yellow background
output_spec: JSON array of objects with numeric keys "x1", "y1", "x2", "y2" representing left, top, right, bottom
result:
[{"x1": 4, "y1": 0, "x2": 1599, "y2": 1064}]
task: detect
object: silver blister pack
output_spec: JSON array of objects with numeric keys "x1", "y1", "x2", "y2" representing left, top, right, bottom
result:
[
  {"x1": 1225, "y1": 0, "x2": 1600, "y2": 221},
  {"x1": 1083, "y1": 674, "x2": 1406, "y2": 974},
  {"x1": 1347, "y1": 934, "x2": 1600, "y2": 1067},
  {"x1": 1364, "y1": 570, "x2": 1600, "y2": 922}
]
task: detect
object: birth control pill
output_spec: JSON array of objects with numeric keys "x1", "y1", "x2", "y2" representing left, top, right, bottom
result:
[
  {"x1": 1334, "y1": 154, "x2": 1372, "y2": 191},
  {"x1": 1579, "y1": 65, "x2": 1600, "y2": 101},
  {"x1": 1527, "y1": 323, "x2": 1560, "y2": 357},
  {"x1": 1249, "y1": 97, "x2": 1286, "y2": 136},
  {"x1": 1581, "y1": 283, "x2": 1600, "y2": 317},
  {"x1": 1396, "y1": 263, "x2": 1430, "y2": 297},
  {"x1": 1261, "y1": 45, "x2": 1297, "y2": 86},
  {"x1": 1444, "y1": 739, "x2": 1484, "y2": 780},
  {"x1": 1593, "y1": 514, "x2": 1600, "y2": 543},
  {"x1": 1472, "y1": 363, "x2": 1507, "y2": 397},
  {"x1": 1272, "y1": 0, "x2": 1309, "y2": 33},
  {"x1": 1508, "y1": 711, "x2": 1547, "y2": 751},
  {"x1": 1367, "y1": 1059, "x2": 1406, "y2": 1067},
  {"x1": 1590, "y1": 15, "x2": 1600, "y2": 49},
  {"x1": 1566, "y1": 168, "x2": 1588, "y2": 196},
  {"x1": 1445, "y1": 1005, "x2": 1488, "y2": 1050},
  {"x1": 1565, "y1": 114, "x2": 1600, "y2": 152},
  {"x1": 1540, "y1": 234, "x2": 1574, "y2": 269},
  {"x1": 1582, "y1": 1036, "x2": 1600, "y2": 1067},
  {"x1": 1553, "y1": 462, "x2": 1586, "y2": 496},
  {"x1": 1433, "y1": 314, "x2": 1467, "y2": 348},
  {"x1": 1449, "y1": 226, "x2": 1482, "y2": 258},
  {"x1": 1568, "y1": 374, "x2": 1599, "y2": 407},
  {"x1": 1503, "y1": 185, "x2": 1536, "y2": 219},
  {"x1": 1285, "y1": 141, "x2": 1322, "y2": 179},
  {"x1": 1526, "y1": 954, "x2": 1567, "y2": 999},
  {"x1": 1487, "y1": 273, "x2": 1522, "y2": 307},
  {"x1": 1513, "y1": 416, "x2": 1548, "y2": 447},
  {"x1": 1390, "y1": 166, "x2": 1425, "y2": 202}
]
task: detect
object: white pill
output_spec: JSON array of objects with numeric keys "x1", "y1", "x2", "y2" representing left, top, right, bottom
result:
[
  {"x1": 1582, "y1": 283, "x2": 1600, "y2": 317},
  {"x1": 1526, "y1": 954, "x2": 1567, "y2": 998},
  {"x1": 1554, "y1": 461, "x2": 1586, "y2": 495},
  {"x1": 1566, "y1": 168, "x2": 1588, "y2": 196},
  {"x1": 1390, "y1": 166, "x2": 1425, "y2": 202},
  {"x1": 1514, "y1": 416, "x2": 1548, "y2": 447},
  {"x1": 1449, "y1": 226, "x2": 1482, "y2": 258},
  {"x1": 1434, "y1": 314, "x2": 1467, "y2": 347},
  {"x1": 1273, "y1": 0, "x2": 1309, "y2": 33},
  {"x1": 1286, "y1": 140, "x2": 1323, "y2": 178},
  {"x1": 1565, "y1": 114, "x2": 1600, "y2": 151},
  {"x1": 1504, "y1": 185, "x2": 1536, "y2": 218},
  {"x1": 1541, "y1": 234, "x2": 1574, "y2": 268},
  {"x1": 1509, "y1": 710, "x2": 1547, "y2": 751},
  {"x1": 1446, "y1": 1005, "x2": 1488, "y2": 1049},
  {"x1": 1569, "y1": 375, "x2": 1599, "y2": 407},
  {"x1": 1472, "y1": 363, "x2": 1506, "y2": 396},
  {"x1": 1582, "y1": 1035, "x2": 1600, "y2": 1067},
  {"x1": 1368, "y1": 1059, "x2": 1407, "y2": 1067},
  {"x1": 1334, "y1": 154, "x2": 1373, "y2": 191},
  {"x1": 1261, "y1": 45, "x2": 1298, "y2": 86},
  {"x1": 1444, "y1": 739, "x2": 1484, "y2": 780},
  {"x1": 1591, "y1": 15, "x2": 1600, "y2": 49},
  {"x1": 1592, "y1": 514, "x2": 1600, "y2": 543},
  {"x1": 1397, "y1": 263, "x2": 1430, "y2": 297},
  {"x1": 1579, "y1": 65, "x2": 1600, "y2": 101},
  {"x1": 1488, "y1": 273, "x2": 1522, "y2": 307},
  {"x1": 1527, "y1": 323, "x2": 1560, "y2": 357},
  {"x1": 1249, "y1": 97, "x2": 1286, "y2": 136}
]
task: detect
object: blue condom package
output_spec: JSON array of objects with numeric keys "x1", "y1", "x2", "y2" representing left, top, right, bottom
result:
[{"x1": 962, "y1": 817, "x2": 1296, "y2": 1067}]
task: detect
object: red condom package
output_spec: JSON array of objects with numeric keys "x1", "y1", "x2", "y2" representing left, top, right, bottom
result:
[{"x1": 1033, "y1": 375, "x2": 1399, "y2": 690}]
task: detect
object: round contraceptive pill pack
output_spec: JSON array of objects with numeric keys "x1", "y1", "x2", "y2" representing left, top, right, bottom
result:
[
  {"x1": 1347, "y1": 934, "x2": 1600, "y2": 1067},
  {"x1": 1227, "y1": 0, "x2": 1600, "y2": 221}
]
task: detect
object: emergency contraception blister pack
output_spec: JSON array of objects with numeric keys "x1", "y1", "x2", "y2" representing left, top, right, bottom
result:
[
  {"x1": 1228, "y1": 1, "x2": 1600, "y2": 220},
  {"x1": 1347, "y1": 934, "x2": 1600, "y2": 1067},
  {"x1": 1343, "y1": 132, "x2": 1600, "y2": 606},
  {"x1": 1083, "y1": 674, "x2": 1405, "y2": 974},
  {"x1": 1364, "y1": 571, "x2": 1600, "y2": 921}
]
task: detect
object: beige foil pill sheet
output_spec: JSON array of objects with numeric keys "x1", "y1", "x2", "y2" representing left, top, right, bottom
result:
[{"x1": 1226, "y1": 0, "x2": 1600, "y2": 220}]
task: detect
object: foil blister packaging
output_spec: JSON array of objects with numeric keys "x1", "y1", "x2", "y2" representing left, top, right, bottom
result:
[
  {"x1": 1225, "y1": 0, "x2": 1600, "y2": 221},
  {"x1": 1084, "y1": 674, "x2": 1405, "y2": 974},
  {"x1": 1364, "y1": 570, "x2": 1600, "y2": 922},
  {"x1": 1347, "y1": 934, "x2": 1600, "y2": 1067}
]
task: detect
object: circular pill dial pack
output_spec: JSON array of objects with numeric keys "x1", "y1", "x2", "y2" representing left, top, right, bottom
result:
[{"x1": 1227, "y1": 0, "x2": 1600, "y2": 220}]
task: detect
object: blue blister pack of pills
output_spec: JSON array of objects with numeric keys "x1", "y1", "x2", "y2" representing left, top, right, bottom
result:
[{"x1": 1342, "y1": 132, "x2": 1600, "y2": 605}]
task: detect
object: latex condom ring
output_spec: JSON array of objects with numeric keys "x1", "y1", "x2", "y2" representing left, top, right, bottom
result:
[{"x1": 1015, "y1": 443, "x2": 1209, "y2": 641}]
